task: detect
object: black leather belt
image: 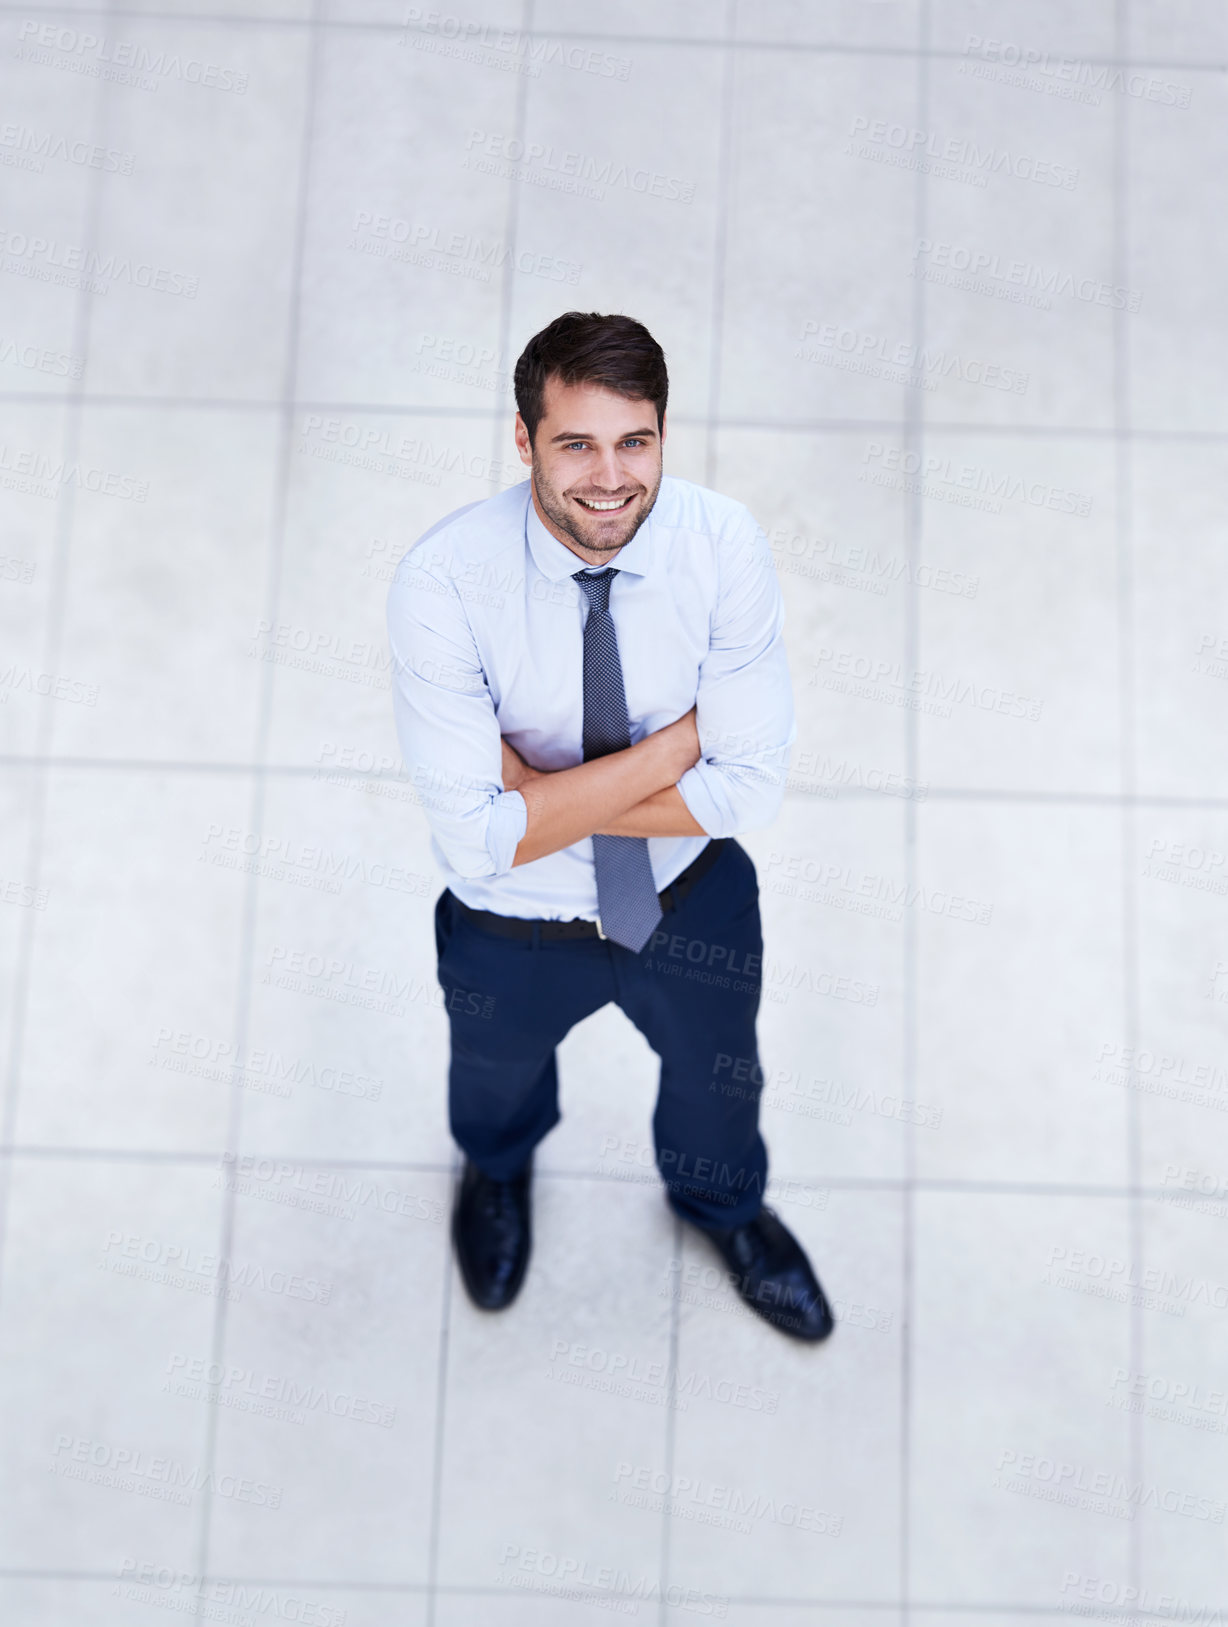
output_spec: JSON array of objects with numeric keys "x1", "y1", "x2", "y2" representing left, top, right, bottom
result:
[{"x1": 453, "y1": 839, "x2": 727, "y2": 942}]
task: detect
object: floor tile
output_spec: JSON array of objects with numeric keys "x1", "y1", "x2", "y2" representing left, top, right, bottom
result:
[
  {"x1": 504, "y1": 39, "x2": 723, "y2": 427},
  {"x1": 932, "y1": 0, "x2": 1116, "y2": 55},
  {"x1": 1133, "y1": 442, "x2": 1228, "y2": 798},
  {"x1": 665, "y1": 1189, "x2": 903, "y2": 1600},
  {"x1": 204, "y1": 1168, "x2": 450, "y2": 1581},
  {"x1": 910, "y1": 1191, "x2": 1133, "y2": 1602},
  {"x1": 0, "y1": 399, "x2": 73, "y2": 758},
  {"x1": 297, "y1": 28, "x2": 520, "y2": 406},
  {"x1": 0, "y1": 1158, "x2": 225, "y2": 1571},
  {"x1": 915, "y1": 801, "x2": 1127, "y2": 1186},
  {"x1": 1133, "y1": 804, "x2": 1228, "y2": 1184},
  {"x1": 242, "y1": 770, "x2": 453, "y2": 1166},
  {"x1": 1127, "y1": 74, "x2": 1228, "y2": 434},
  {"x1": 16, "y1": 768, "x2": 251, "y2": 1151},
  {"x1": 85, "y1": 21, "x2": 310, "y2": 399},
  {"x1": 744, "y1": 798, "x2": 910, "y2": 1184},
  {"x1": 716, "y1": 427, "x2": 912, "y2": 795},
  {"x1": 47, "y1": 406, "x2": 278, "y2": 763},
  {"x1": 1132, "y1": 1196, "x2": 1228, "y2": 1602},
  {"x1": 433, "y1": 1178, "x2": 675, "y2": 1591},
  {"x1": 920, "y1": 54, "x2": 1115, "y2": 431},
  {"x1": 915, "y1": 432, "x2": 1119, "y2": 794},
  {"x1": 719, "y1": 51, "x2": 920, "y2": 425}
]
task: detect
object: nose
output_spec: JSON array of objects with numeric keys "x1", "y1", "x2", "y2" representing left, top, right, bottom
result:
[{"x1": 587, "y1": 445, "x2": 626, "y2": 491}]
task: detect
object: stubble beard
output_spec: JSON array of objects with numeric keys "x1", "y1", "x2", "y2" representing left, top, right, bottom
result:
[{"x1": 531, "y1": 453, "x2": 662, "y2": 562}]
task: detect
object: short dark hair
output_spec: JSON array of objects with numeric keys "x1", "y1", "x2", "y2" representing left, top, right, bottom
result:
[{"x1": 514, "y1": 311, "x2": 668, "y2": 447}]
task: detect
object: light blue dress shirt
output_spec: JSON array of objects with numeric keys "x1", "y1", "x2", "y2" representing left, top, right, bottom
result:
[{"x1": 386, "y1": 475, "x2": 795, "y2": 921}]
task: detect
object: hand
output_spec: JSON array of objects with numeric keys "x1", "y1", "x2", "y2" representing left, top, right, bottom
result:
[
  {"x1": 651, "y1": 706, "x2": 701, "y2": 779},
  {"x1": 501, "y1": 737, "x2": 538, "y2": 792}
]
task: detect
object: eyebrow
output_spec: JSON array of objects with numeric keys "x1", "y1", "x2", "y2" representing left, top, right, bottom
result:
[{"x1": 547, "y1": 426, "x2": 659, "y2": 444}]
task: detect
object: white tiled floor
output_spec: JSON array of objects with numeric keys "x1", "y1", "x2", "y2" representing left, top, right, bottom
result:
[{"x1": 1, "y1": 1, "x2": 1224, "y2": 1621}]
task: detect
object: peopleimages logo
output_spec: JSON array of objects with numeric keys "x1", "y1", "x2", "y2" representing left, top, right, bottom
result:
[
  {"x1": 50, "y1": 1435, "x2": 282, "y2": 1508},
  {"x1": 1060, "y1": 1573, "x2": 1219, "y2": 1623},
  {"x1": 1044, "y1": 1243, "x2": 1228, "y2": 1314},
  {"x1": 611, "y1": 1461, "x2": 842, "y2": 1536},
  {"x1": 797, "y1": 318, "x2": 1028, "y2": 394},
  {"x1": 347, "y1": 211, "x2": 581, "y2": 285},
  {"x1": 399, "y1": 9, "x2": 631, "y2": 80},
  {"x1": 0, "y1": 121, "x2": 134, "y2": 173},
  {"x1": 911, "y1": 236, "x2": 1143, "y2": 312},
  {"x1": 15, "y1": 20, "x2": 248, "y2": 93},
  {"x1": 163, "y1": 1353, "x2": 397, "y2": 1429},
  {"x1": 463, "y1": 129, "x2": 695, "y2": 203},
  {"x1": 1107, "y1": 1365, "x2": 1228, "y2": 1434},
  {"x1": 846, "y1": 115, "x2": 1078, "y2": 189},
  {"x1": 497, "y1": 1544, "x2": 728, "y2": 1616},
  {"x1": 960, "y1": 34, "x2": 1193, "y2": 108},
  {"x1": 115, "y1": 1562, "x2": 348, "y2": 1627},
  {"x1": 0, "y1": 226, "x2": 198, "y2": 297},
  {"x1": 994, "y1": 1447, "x2": 1225, "y2": 1523}
]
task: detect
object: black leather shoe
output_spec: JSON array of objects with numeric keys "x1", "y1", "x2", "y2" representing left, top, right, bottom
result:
[
  {"x1": 696, "y1": 1206, "x2": 835, "y2": 1342},
  {"x1": 452, "y1": 1158, "x2": 532, "y2": 1310}
]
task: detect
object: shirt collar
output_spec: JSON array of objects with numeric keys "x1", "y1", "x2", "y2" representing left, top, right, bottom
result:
[{"x1": 524, "y1": 483, "x2": 657, "y2": 582}]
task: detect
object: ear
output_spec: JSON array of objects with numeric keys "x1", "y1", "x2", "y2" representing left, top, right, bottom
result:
[{"x1": 514, "y1": 412, "x2": 533, "y2": 466}]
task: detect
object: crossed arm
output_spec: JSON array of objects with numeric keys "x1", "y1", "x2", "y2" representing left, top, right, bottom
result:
[
  {"x1": 388, "y1": 511, "x2": 793, "y2": 882},
  {"x1": 500, "y1": 711, "x2": 706, "y2": 867}
]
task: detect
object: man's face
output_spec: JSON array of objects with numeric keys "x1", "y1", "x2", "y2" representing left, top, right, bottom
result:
[{"x1": 515, "y1": 375, "x2": 666, "y2": 565}]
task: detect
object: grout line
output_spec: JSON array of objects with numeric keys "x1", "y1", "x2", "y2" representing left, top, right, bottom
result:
[
  {"x1": 0, "y1": 1149, "x2": 1198, "y2": 1201},
  {"x1": 898, "y1": 5, "x2": 932, "y2": 1614},
  {"x1": 661, "y1": 6, "x2": 736, "y2": 1617},
  {"x1": 4, "y1": 1567, "x2": 1210, "y2": 1615},
  {"x1": 422, "y1": 1156, "x2": 457, "y2": 1627},
  {"x1": 700, "y1": 0, "x2": 736, "y2": 494},
  {"x1": 782, "y1": 788, "x2": 1228, "y2": 808},
  {"x1": 0, "y1": 1148, "x2": 459, "y2": 1170},
  {"x1": 0, "y1": 395, "x2": 505, "y2": 416},
  {"x1": 0, "y1": 4, "x2": 1221, "y2": 70},
  {"x1": 2, "y1": 1561, "x2": 1210, "y2": 1613},
  {"x1": 425, "y1": 7, "x2": 534, "y2": 1618},
  {"x1": 0, "y1": 1, "x2": 112, "y2": 1336},
  {"x1": 1114, "y1": 0, "x2": 1145, "y2": 1602},
  {"x1": 656, "y1": 1213, "x2": 684, "y2": 1625},
  {"x1": 485, "y1": 0, "x2": 532, "y2": 510},
  {"x1": 189, "y1": 3, "x2": 322, "y2": 1589},
  {"x1": 662, "y1": 9, "x2": 734, "y2": 1610},
  {"x1": 0, "y1": 755, "x2": 1224, "y2": 809},
  {"x1": 4, "y1": 392, "x2": 1228, "y2": 446}
]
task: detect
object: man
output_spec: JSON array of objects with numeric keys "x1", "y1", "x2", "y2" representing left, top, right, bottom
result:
[{"x1": 387, "y1": 311, "x2": 833, "y2": 1341}]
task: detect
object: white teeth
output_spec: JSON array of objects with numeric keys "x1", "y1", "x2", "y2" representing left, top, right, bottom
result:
[{"x1": 576, "y1": 496, "x2": 629, "y2": 511}]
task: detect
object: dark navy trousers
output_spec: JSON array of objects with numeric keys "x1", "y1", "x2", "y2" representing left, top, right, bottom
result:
[{"x1": 434, "y1": 838, "x2": 769, "y2": 1230}]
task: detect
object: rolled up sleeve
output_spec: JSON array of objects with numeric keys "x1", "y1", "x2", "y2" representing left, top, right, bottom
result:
[
  {"x1": 386, "y1": 556, "x2": 527, "y2": 880},
  {"x1": 675, "y1": 513, "x2": 795, "y2": 837}
]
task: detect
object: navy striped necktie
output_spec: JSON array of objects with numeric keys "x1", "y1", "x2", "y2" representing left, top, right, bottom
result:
[{"x1": 573, "y1": 568, "x2": 663, "y2": 953}]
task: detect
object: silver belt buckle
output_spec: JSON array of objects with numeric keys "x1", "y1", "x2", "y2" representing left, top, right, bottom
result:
[{"x1": 595, "y1": 917, "x2": 607, "y2": 940}]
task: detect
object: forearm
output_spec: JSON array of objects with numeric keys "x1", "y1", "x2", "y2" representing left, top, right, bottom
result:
[
  {"x1": 596, "y1": 785, "x2": 705, "y2": 839},
  {"x1": 512, "y1": 737, "x2": 682, "y2": 866}
]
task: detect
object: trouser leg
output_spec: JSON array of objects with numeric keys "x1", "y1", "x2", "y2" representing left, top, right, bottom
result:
[
  {"x1": 434, "y1": 890, "x2": 615, "y2": 1180},
  {"x1": 612, "y1": 840, "x2": 768, "y2": 1229}
]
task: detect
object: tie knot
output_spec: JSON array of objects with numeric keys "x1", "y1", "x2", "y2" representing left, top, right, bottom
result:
[{"x1": 573, "y1": 567, "x2": 617, "y2": 612}]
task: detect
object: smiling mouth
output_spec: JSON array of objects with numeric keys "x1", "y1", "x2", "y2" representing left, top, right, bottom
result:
[{"x1": 573, "y1": 493, "x2": 636, "y2": 515}]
